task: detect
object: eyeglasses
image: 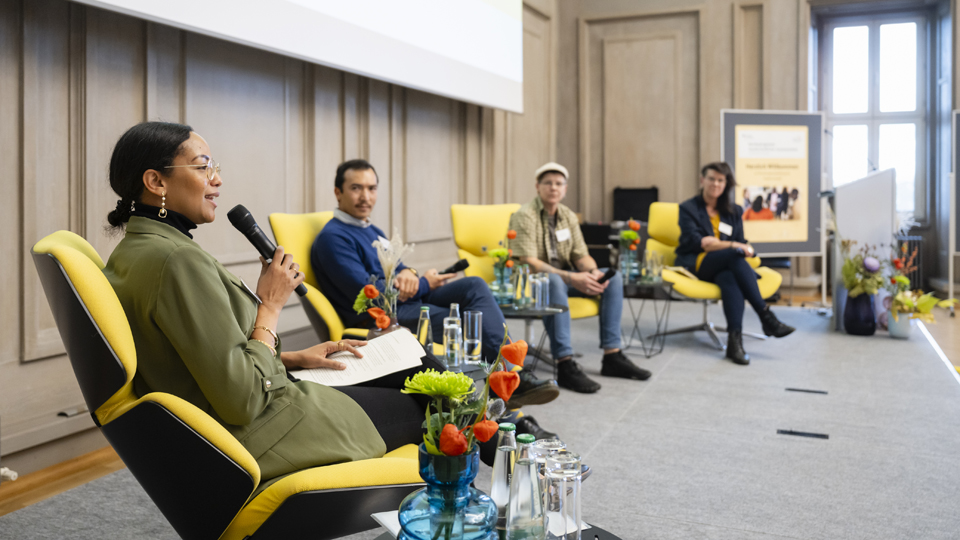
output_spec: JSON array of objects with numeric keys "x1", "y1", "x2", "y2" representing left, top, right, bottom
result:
[{"x1": 164, "y1": 158, "x2": 221, "y2": 181}]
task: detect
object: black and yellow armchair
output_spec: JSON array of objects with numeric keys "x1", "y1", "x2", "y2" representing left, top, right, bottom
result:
[
  {"x1": 645, "y1": 202, "x2": 783, "y2": 349},
  {"x1": 268, "y1": 211, "x2": 368, "y2": 343},
  {"x1": 32, "y1": 230, "x2": 423, "y2": 540}
]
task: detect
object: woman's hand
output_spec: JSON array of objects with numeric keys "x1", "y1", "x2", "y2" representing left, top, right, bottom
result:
[
  {"x1": 282, "y1": 340, "x2": 367, "y2": 370},
  {"x1": 256, "y1": 245, "x2": 304, "y2": 313}
]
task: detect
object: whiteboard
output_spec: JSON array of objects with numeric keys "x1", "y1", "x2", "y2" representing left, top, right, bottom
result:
[{"x1": 834, "y1": 168, "x2": 897, "y2": 249}]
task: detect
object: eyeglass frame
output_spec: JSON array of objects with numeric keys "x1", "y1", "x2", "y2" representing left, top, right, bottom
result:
[{"x1": 163, "y1": 158, "x2": 221, "y2": 181}]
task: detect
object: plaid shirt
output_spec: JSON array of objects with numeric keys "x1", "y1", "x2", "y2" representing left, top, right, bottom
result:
[{"x1": 509, "y1": 197, "x2": 588, "y2": 269}]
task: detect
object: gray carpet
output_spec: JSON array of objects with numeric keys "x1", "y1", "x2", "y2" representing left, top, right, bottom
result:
[{"x1": 4, "y1": 302, "x2": 960, "y2": 540}]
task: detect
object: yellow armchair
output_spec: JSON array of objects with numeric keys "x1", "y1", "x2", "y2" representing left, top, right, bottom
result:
[
  {"x1": 268, "y1": 212, "x2": 368, "y2": 342},
  {"x1": 32, "y1": 231, "x2": 422, "y2": 540},
  {"x1": 646, "y1": 202, "x2": 782, "y2": 349}
]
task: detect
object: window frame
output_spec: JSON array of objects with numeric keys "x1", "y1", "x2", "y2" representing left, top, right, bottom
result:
[{"x1": 820, "y1": 10, "x2": 931, "y2": 221}]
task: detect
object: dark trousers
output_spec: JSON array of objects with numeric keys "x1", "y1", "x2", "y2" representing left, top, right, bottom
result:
[
  {"x1": 396, "y1": 276, "x2": 511, "y2": 367},
  {"x1": 336, "y1": 352, "x2": 499, "y2": 465},
  {"x1": 696, "y1": 249, "x2": 766, "y2": 332}
]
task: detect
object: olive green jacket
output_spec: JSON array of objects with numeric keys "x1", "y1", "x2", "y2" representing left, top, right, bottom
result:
[{"x1": 103, "y1": 217, "x2": 385, "y2": 481}]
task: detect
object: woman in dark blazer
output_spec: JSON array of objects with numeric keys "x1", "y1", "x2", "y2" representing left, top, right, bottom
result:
[
  {"x1": 675, "y1": 163, "x2": 795, "y2": 365},
  {"x1": 101, "y1": 122, "x2": 453, "y2": 481}
]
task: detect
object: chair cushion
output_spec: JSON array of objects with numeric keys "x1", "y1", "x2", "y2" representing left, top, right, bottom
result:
[
  {"x1": 451, "y1": 204, "x2": 521, "y2": 257},
  {"x1": 268, "y1": 212, "x2": 333, "y2": 289},
  {"x1": 662, "y1": 266, "x2": 783, "y2": 300},
  {"x1": 568, "y1": 297, "x2": 600, "y2": 319},
  {"x1": 303, "y1": 282, "x2": 347, "y2": 341},
  {"x1": 221, "y1": 444, "x2": 422, "y2": 540},
  {"x1": 459, "y1": 249, "x2": 495, "y2": 283},
  {"x1": 647, "y1": 203, "x2": 681, "y2": 246}
]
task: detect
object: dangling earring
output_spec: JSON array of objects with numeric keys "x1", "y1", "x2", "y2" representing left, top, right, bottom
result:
[{"x1": 159, "y1": 191, "x2": 167, "y2": 218}]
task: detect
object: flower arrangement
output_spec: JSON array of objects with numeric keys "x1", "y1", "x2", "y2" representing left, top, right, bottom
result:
[
  {"x1": 619, "y1": 219, "x2": 641, "y2": 252},
  {"x1": 402, "y1": 325, "x2": 527, "y2": 456},
  {"x1": 840, "y1": 240, "x2": 885, "y2": 298},
  {"x1": 353, "y1": 228, "x2": 414, "y2": 329},
  {"x1": 885, "y1": 244, "x2": 956, "y2": 323},
  {"x1": 484, "y1": 229, "x2": 517, "y2": 271}
]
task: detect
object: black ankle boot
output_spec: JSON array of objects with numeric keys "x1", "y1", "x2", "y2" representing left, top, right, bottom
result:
[
  {"x1": 726, "y1": 330, "x2": 750, "y2": 365},
  {"x1": 759, "y1": 307, "x2": 795, "y2": 338}
]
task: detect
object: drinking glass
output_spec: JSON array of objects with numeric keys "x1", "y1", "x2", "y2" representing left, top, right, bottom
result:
[
  {"x1": 442, "y1": 317, "x2": 463, "y2": 371},
  {"x1": 544, "y1": 452, "x2": 582, "y2": 540},
  {"x1": 464, "y1": 311, "x2": 482, "y2": 364},
  {"x1": 531, "y1": 274, "x2": 543, "y2": 309}
]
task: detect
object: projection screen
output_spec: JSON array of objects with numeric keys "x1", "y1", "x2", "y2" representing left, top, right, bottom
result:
[{"x1": 72, "y1": 0, "x2": 524, "y2": 113}]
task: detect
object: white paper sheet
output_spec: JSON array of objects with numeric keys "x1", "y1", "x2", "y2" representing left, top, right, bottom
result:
[{"x1": 290, "y1": 330, "x2": 425, "y2": 387}]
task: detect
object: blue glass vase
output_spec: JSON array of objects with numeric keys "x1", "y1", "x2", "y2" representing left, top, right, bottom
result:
[
  {"x1": 493, "y1": 265, "x2": 513, "y2": 305},
  {"x1": 843, "y1": 293, "x2": 876, "y2": 336},
  {"x1": 398, "y1": 445, "x2": 497, "y2": 540}
]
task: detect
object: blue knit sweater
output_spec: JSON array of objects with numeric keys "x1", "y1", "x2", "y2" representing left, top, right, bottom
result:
[{"x1": 312, "y1": 218, "x2": 428, "y2": 325}]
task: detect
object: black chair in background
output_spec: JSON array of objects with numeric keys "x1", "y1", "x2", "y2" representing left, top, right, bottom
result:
[{"x1": 613, "y1": 187, "x2": 659, "y2": 223}]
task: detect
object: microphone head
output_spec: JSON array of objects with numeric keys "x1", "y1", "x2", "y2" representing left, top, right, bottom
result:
[{"x1": 227, "y1": 204, "x2": 257, "y2": 233}]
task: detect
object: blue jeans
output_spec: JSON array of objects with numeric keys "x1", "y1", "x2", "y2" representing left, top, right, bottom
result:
[
  {"x1": 396, "y1": 277, "x2": 514, "y2": 367},
  {"x1": 543, "y1": 269, "x2": 623, "y2": 359}
]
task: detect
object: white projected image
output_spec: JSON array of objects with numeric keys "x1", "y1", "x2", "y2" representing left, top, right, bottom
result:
[{"x1": 74, "y1": 0, "x2": 524, "y2": 112}]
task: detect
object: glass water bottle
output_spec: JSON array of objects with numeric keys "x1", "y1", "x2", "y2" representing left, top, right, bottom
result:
[
  {"x1": 506, "y1": 434, "x2": 545, "y2": 540},
  {"x1": 416, "y1": 306, "x2": 433, "y2": 346},
  {"x1": 491, "y1": 423, "x2": 517, "y2": 535}
]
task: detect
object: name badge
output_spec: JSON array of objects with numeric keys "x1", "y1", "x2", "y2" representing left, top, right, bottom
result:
[
  {"x1": 556, "y1": 228, "x2": 571, "y2": 242},
  {"x1": 718, "y1": 222, "x2": 733, "y2": 236},
  {"x1": 240, "y1": 277, "x2": 263, "y2": 304}
]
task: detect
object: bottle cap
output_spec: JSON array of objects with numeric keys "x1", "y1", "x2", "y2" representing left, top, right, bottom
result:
[
  {"x1": 420, "y1": 306, "x2": 430, "y2": 311},
  {"x1": 498, "y1": 422, "x2": 516, "y2": 431},
  {"x1": 516, "y1": 434, "x2": 535, "y2": 444}
]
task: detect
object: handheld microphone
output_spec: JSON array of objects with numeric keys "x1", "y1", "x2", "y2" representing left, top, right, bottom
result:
[
  {"x1": 440, "y1": 259, "x2": 470, "y2": 275},
  {"x1": 227, "y1": 204, "x2": 307, "y2": 297}
]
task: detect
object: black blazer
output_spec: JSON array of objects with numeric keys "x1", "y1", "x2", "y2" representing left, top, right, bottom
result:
[{"x1": 675, "y1": 195, "x2": 747, "y2": 270}]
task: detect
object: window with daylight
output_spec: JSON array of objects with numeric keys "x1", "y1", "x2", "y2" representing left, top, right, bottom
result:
[{"x1": 821, "y1": 13, "x2": 928, "y2": 218}]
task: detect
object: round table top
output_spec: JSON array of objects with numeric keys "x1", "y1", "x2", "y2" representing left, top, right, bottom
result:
[{"x1": 498, "y1": 303, "x2": 569, "y2": 319}]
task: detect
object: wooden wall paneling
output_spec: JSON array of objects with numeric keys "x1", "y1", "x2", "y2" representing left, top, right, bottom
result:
[
  {"x1": 342, "y1": 73, "x2": 362, "y2": 161},
  {"x1": 580, "y1": 8, "x2": 701, "y2": 221},
  {"x1": 463, "y1": 104, "x2": 483, "y2": 205},
  {"x1": 283, "y1": 57, "x2": 306, "y2": 216},
  {"x1": 602, "y1": 32, "x2": 684, "y2": 212},
  {"x1": 0, "y1": 0, "x2": 23, "y2": 369},
  {"x1": 145, "y1": 22, "x2": 183, "y2": 123},
  {"x1": 403, "y1": 89, "x2": 457, "y2": 244},
  {"x1": 367, "y1": 79, "x2": 392, "y2": 230},
  {"x1": 733, "y1": 1, "x2": 767, "y2": 109},
  {"x1": 182, "y1": 33, "x2": 291, "y2": 275},
  {"x1": 21, "y1": 0, "x2": 73, "y2": 361},
  {"x1": 83, "y1": 6, "x2": 146, "y2": 259},
  {"x1": 506, "y1": 2, "x2": 555, "y2": 204},
  {"x1": 312, "y1": 65, "x2": 344, "y2": 212},
  {"x1": 389, "y1": 85, "x2": 405, "y2": 238}
]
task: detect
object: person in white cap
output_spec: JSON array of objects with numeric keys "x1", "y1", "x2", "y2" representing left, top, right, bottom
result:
[{"x1": 508, "y1": 162, "x2": 651, "y2": 394}]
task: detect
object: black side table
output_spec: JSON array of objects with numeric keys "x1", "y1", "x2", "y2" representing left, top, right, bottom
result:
[
  {"x1": 622, "y1": 279, "x2": 674, "y2": 358},
  {"x1": 499, "y1": 303, "x2": 569, "y2": 371}
]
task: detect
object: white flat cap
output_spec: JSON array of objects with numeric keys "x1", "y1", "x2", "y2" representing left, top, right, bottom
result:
[{"x1": 535, "y1": 162, "x2": 569, "y2": 180}]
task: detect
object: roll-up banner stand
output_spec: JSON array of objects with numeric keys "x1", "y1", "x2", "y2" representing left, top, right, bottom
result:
[
  {"x1": 721, "y1": 110, "x2": 827, "y2": 304},
  {"x1": 950, "y1": 111, "x2": 958, "y2": 312}
]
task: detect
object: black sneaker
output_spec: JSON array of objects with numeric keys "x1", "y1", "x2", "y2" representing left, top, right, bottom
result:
[
  {"x1": 515, "y1": 415, "x2": 559, "y2": 440},
  {"x1": 556, "y1": 359, "x2": 601, "y2": 393},
  {"x1": 600, "y1": 351, "x2": 652, "y2": 380},
  {"x1": 505, "y1": 369, "x2": 560, "y2": 409}
]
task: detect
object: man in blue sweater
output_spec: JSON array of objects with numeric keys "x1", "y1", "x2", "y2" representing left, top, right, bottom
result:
[{"x1": 312, "y1": 159, "x2": 560, "y2": 435}]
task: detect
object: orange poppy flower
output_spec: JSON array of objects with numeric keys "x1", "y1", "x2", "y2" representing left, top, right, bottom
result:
[
  {"x1": 363, "y1": 284, "x2": 379, "y2": 299},
  {"x1": 629, "y1": 220, "x2": 641, "y2": 231},
  {"x1": 375, "y1": 315, "x2": 391, "y2": 329},
  {"x1": 489, "y1": 371, "x2": 521, "y2": 402},
  {"x1": 507, "y1": 230, "x2": 518, "y2": 240},
  {"x1": 629, "y1": 244, "x2": 637, "y2": 251},
  {"x1": 439, "y1": 424, "x2": 469, "y2": 456},
  {"x1": 505, "y1": 260, "x2": 515, "y2": 268},
  {"x1": 500, "y1": 340, "x2": 528, "y2": 366},
  {"x1": 367, "y1": 307, "x2": 385, "y2": 319}
]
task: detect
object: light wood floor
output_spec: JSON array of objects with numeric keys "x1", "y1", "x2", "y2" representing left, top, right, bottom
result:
[
  {"x1": 1, "y1": 295, "x2": 956, "y2": 519},
  {"x1": 0, "y1": 446, "x2": 124, "y2": 518}
]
